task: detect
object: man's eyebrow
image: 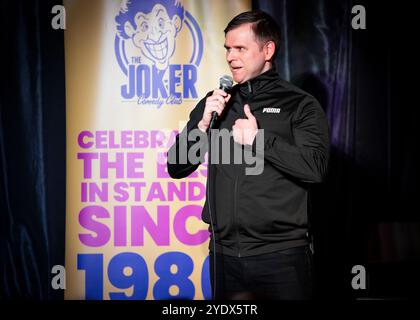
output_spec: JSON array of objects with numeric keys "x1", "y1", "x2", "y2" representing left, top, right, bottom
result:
[
  {"x1": 224, "y1": 45, "x2": 245, "y2": 49},
  {"x1": 155, "y1": 9, "x2": 164, "y2": 16}
]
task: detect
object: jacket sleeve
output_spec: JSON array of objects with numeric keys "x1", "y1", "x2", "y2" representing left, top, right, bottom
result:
[
  {"x1": 252, "y1": 96, "x2": 330, "y2": 183},
  {"x1": 167, "y1": 95, "x2": 210, "y2": 179}
]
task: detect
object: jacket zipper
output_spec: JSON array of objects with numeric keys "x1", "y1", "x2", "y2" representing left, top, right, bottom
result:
[
  {"x1": 233, "y1": 176, "x2": 241, "y2": 257},
  {"x1": 233, "y1": 81, "x2": 252, "y2": 258}
]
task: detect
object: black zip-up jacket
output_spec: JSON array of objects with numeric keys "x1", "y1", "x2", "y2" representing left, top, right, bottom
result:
[{"x1": 167, "y1": 68, "x2": 330, "y2": 257}]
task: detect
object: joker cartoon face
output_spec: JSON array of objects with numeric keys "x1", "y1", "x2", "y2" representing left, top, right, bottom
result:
[{"x1": 123, "y1": 4, "x2": 182, "y2": 70}]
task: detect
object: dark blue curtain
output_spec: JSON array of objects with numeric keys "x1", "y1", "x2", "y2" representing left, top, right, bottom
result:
[
  {"x1": 0, "y1": 0, "x2": 65, "y2": 299},
  {"x1": 0, "y1": 0, "x2": 418, "y2": 299},
  {"x1": 254, "y1": 0, "x2": 420, "y2": 298}
]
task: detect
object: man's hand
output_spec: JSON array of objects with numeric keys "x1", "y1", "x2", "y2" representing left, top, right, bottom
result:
[
  {"x1": 232, "y1": 104, "x2": 258, "y2": 145},
  {"x1": 198, "y1": 89, "x2": 231, "y2": 132}
]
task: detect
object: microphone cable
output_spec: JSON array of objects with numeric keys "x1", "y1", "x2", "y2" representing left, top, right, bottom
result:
[{"x1": 206, "y1": 127, "x2": 218, "y2": 300}]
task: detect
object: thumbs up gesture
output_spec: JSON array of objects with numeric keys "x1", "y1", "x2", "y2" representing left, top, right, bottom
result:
[{"x1": 232, "y1": 104, "x2": 259, "y2": 145}]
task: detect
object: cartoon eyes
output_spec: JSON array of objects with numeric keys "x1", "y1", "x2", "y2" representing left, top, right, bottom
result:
[
  {"x1": 158, "y1": 18, "x2": 165, "y2": 29},
  {"x1": 138, "y1": 17, "x2": 165, "y2": 33},
  {"x1": 141, "y1": 21, "x2": 149, "y2": 32}
]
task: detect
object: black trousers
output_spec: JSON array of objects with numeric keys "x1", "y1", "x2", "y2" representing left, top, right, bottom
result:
[{"x1": 209, "y1": 246, "x2": 313, "y2": 300}]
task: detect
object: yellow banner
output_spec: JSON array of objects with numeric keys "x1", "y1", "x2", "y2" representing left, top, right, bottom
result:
[{"x1": 64, "y1": 0, "x2": 250, "y2": 299}]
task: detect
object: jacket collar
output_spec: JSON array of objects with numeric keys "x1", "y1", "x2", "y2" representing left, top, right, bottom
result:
[{"x1": 237, "y1": 67, "x2": 279, "y2": 96}]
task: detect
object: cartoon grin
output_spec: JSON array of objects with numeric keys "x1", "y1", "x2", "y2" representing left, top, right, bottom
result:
[{"x1": 144, "y1": 38, "x2": 168, "y2": 61}]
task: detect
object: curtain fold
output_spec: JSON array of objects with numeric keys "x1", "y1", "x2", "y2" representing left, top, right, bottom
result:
[{"x1": 0, "y1": 0, "x2": 65, "y2": 299}]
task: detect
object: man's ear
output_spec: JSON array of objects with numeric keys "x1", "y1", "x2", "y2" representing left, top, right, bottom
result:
[
  {"x1": 264, "y1": 41, "x2": 276, "y2": 61},
  {"x1": 172, "y1": 15, "x2": 182, "y2": 34}
]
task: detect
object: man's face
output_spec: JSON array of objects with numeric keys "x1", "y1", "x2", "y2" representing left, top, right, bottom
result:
[
  {"x1": 224, "y1": 23, "x2": 271, "y2": 84},
  {"x1": 129, "y1": 4, "x2": 181, "y2": 70}
]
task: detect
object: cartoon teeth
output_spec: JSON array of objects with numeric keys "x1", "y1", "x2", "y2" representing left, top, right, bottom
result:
[{"x1": 144, "y1": 38, "x2": 168, "y2": 60}]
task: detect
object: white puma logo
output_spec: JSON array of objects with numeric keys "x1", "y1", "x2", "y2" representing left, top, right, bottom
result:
[{"x1": 262, "y1": 107, "x2": 281, "y2": 114}]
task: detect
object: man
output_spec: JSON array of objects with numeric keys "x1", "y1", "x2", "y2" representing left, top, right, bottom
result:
[{"x1": 167, "y1": 10, "x2": 329, "y2": 299}]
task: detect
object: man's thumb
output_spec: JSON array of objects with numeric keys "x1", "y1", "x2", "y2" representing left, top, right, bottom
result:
[{"x1": 244, "y1": 104, "x2": 254, "y2": 119}]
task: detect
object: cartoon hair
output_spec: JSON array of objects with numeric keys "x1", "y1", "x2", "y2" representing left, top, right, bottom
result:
[{"x1": 116, "y1": 0, "x2": 185, "y2": 39}]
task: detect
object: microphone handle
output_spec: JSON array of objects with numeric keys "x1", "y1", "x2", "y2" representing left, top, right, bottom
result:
[
  {"x1": 209, "y1": 85, "x2": 228, "y2": 130},
  {"x1": 209, "y1": 111, "x2": 218, "y2": 130}
]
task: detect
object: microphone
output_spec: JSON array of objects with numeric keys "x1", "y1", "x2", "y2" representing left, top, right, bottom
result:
[{"x1": 209, "y1": 75, "x2": 233, "y2": 129}]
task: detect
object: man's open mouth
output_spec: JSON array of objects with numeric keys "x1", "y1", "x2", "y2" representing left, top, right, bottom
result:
[{"x1": 144, "y1": 38, "x2": 168, "y2": 61}]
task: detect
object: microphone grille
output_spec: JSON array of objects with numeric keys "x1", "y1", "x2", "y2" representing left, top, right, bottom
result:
[{"x1": 219, "y1": 75, "x2": 233, "y2": 90}]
